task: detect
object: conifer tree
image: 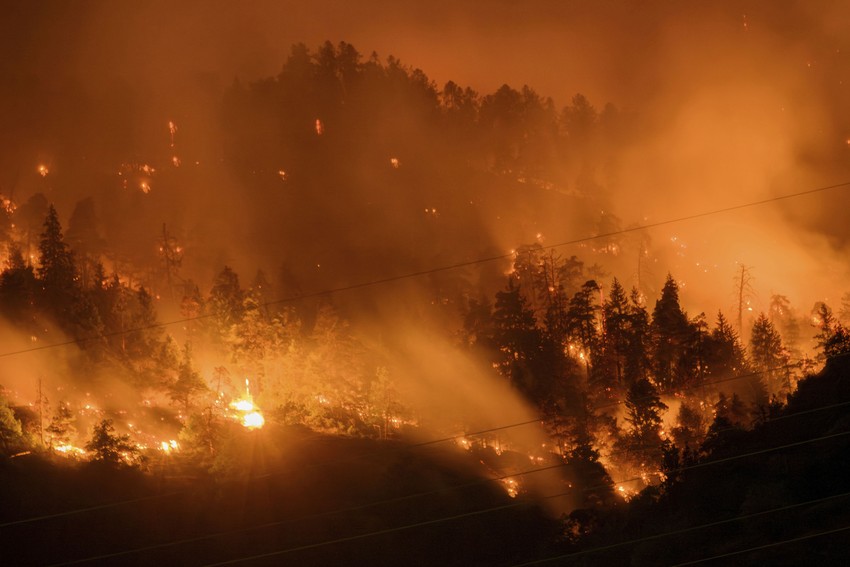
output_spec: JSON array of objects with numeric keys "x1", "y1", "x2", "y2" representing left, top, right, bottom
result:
[
  {"x1": 0, "y1": 398, "x2": 23, "y2": 455},
  {"x1": 566, "y1": 280, "x2": 600, "y2": 379},
  {"x1": 208, "y1": 266, "x2": 244, "y2": 336},
  {"x1": 750, "y1": 313, "x2": 789, "y2": 398},
  {"x1": 85, "y1": 419, "x2": 138, "y2": 464},
  {"x1": 651, "y1": 274, "x2": 689, "y2": 392},
  {"x1": 623, "y1": 287, "x2": 651, "y2": 387},
  {"x1": 0, "y1": 242, "x2": 38, "y2": 324},
  {"x1": 600, "y1": 278, "x2": 629, "y2": 389},
  {"x1": 46, "y1": 400, "x2": 77, "y2": 448},
  {"x1": 623, "y1": 377, "x2": 667, "y2": 461},
  {"x1": 705, "y1": 311, "x2": 748, "y2": 379},
  {"x1": 37, "y1": 205, "x2": 103, "y2": 340},
  {"x1": 492, "y1": 277, "x2": 544, "y2": 398},
  {"x1": 170, "y1": 343, "x2": 209, "y2": 412},
  {"x1": 38, "y1": 205, "x2": 79, "y2": 311}
]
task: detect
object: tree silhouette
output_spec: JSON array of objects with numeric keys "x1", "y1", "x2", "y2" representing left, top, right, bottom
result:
[
  {"x1": 651, "y1": 274, "x2": 689, "y2": 392},
  {"x1": 85, "y1": 419, "x2": 137, "y2": 464},
  {"x1": 750, "y1": 312, "x2": 789, "y2": 397},
  {"x1": 0, "y1": 398, "x2": 23, "y2": 455}
]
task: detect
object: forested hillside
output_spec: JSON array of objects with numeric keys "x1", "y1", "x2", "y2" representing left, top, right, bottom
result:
[{"x1": 1, "y1": 39, "x2": 849, "y2": 565}]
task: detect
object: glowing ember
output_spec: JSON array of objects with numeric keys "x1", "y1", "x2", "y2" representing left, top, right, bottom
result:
[
  {"x1": 230, "y1": 380, "x2": 265, "y2": 429},
  {"x1": 37, "y1": 164, "x2": 49, "y2": 177},
  {"x1": 242, "y1": 411, "x2": 265, "y2": 429},
  {"x1": 315, "y1": 118, "x2": 324, "y2": 135},
  {"x1": 232, "y1": 399, "x2": 255, "y2": 412},
  {"x1": 501, "y1": 478, "x2": 520, "y2": 498},
  {"x1": 390, "y1": 157, "x2": 400, "y2": 168},
  {"x1": 55, "y1": 444, "x2": 87, "y2": 457}
]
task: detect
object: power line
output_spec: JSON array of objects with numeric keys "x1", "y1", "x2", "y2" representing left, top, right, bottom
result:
[
  {"x1": 671, "y1": 525, "x2": 850, "y2": 566},
  {"x1": 200, "y1": 428, "x2": 850, "y2": 565},
  {"x1": 201, "y1": 493, "x2": 576, "y2": 567},
  {"x1": 0, "y1": 490, "x2": 184, "y2": 529},
  {"x1": 81, "y1": 425, "x2": 849, "y2": 567},
  {"x1": 2, "y1": 179, "x2": 849, "y2": 360},
  {"x1": 7, "y1": 351, "x2": 842, "y2": 531},
  {"x1": 2, "y1": 411, "x2": 550, "y2": 529},
  {"x1": 511, "y1": 490, "x2": 850, "y2": 565},
  {"x1": 48, "y1": 461, "x2": 570, "y2": 566}
]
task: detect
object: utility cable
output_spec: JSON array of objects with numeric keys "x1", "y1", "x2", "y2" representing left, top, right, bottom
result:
[
  {"x1": 670, "y1": 525, "x2": 850, "y2": 566},
  {"x1": 7, "y1": 352, "x2": 844, "y2": 530},
  {"x1": 2, "y1": 179, "x2": 849, "y2": 360},
  {"x1": 511, "y1": 490, "x2": 850, "y2": 565},
  {"x1": 202, "y1": 492, "x2": 575, "y2": 567},
  {"x1": 57, "y1": 424, "x2": 849, "y2": 566},
  {"x1": 197, "y1": 427, "x2": 850, "y2": 565}
]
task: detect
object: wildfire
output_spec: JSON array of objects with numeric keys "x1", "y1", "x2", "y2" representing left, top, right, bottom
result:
[
  {"x1": 0, "y1": 196, "x2": 14, "y2": 214},
  {"x1": 501, "y1": 477, "x2": 520, "y2": 498},
  {"x1": 242, "y1": 411, "x2": 265, "y2": 428},
  {"x1": 159, "y1": 440, "x2": 179, "y2": 453},
  {"x1": 229, "y1": 379, "x2": 265, "y2": 429},
  {"x1": 55, "y1": 444, "x2": 87, "y2": 457}
]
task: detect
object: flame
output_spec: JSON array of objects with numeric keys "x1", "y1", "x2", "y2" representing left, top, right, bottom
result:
[
  {"x1": 501, "y1": 478, "x2": 520, "y2": 498},
  {"x1": 230, "y1": 381, "x2": 265, "y2": 429},
  {"x1": 55, "y1": 444, "x2": 87, "y2": 457},
  {"x1": 242, "y1": 411, "x2": 265, "y2": 429},
  {"x1": 159, "y1": 440, "x2": 179, "y2": 453},
  {"x1": 232, "y1": 399, "x2": 255, "y2": 412},
  {"x1": 37, "y1": 164, "x2": 49, "y2": 177}
]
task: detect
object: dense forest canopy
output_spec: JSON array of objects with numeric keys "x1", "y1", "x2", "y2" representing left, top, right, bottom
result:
[{"x1": 1, "y1": 2, "x2": 850, "y2": 563}]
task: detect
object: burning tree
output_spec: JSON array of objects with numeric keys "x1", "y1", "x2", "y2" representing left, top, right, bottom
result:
[
  {"x1": 45, "y1": 400, "x2": 77, "y2": 449},
  {"x1": 0, "y1": 398, "x2": 23, "y2": 456},
  {"x1": 622, "y1": 377, "x2": 667, "y2": 464},
  {"x1": 750, "y1": 313, "x2": 789, "y2": 398},
  {"x1": 650, "y1": 275, "x2": 690, "y2": 393},
  {"x1": 85, "y1": 419, "x2": 138, "y2": 465},
  {"x1": 169, "y1": 343, "x2": 209, "y2": 413}
]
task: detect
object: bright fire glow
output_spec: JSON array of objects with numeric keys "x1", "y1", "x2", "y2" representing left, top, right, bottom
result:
[
  {"x1": 242, "y1": 411, "x2": 265, "y2": 429},
  {"x1": 55, "y1": 444, "x2": 87, "y2": 457},
  {"x1": 230, "y1": 383, "x2": 265, "y2": 429},
  {"x1": 501, "y1": 478, "x2": 520, "y2": 498},
  {"x1": 232, "y1": 399, "x2": 255, "y2": 412},
  {"x1": 37, "y1": 164, "x2": 49, "y2": 177}
]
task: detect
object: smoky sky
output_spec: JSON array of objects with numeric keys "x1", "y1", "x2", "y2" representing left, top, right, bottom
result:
[{"x1": 1, "y1": 0, "x2": 849, "y2": 317}]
